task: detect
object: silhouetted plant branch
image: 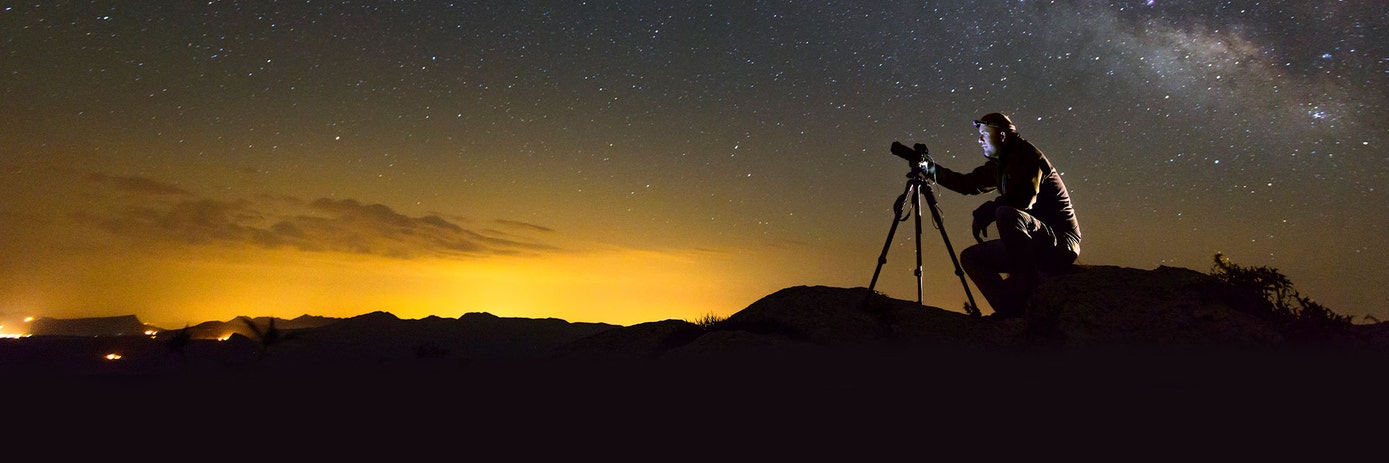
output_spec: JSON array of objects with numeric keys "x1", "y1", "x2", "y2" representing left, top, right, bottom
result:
[
  {"x1": 691, "y1": 312, "x2": 727, "y2": 330},
  {"x1": 1210, "y1": 253, "x2": 1351, "y2": 326},
  {"x1": 162, "y1": 324, "x2": 193, "y2": 370},
  {"x1": 163, "y1": 324, "x2": 192, "y2": 353},
  {"x1": 238, "y1": 316, "x2": 300, "y2": 359}
]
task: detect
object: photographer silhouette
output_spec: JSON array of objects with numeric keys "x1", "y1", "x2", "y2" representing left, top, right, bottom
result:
[{"x1": 919, "y1": 113, "x2": 1082, "y2": 318}]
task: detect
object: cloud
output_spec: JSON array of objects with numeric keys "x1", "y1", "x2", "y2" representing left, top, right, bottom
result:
[
  {"x1": 76, "y1": 175, "x2": 565, "y2": 259},
  {"x1": 84, "y1": 173, "x2": 194, "y2": 197},
  {"x1": 494, "y1": 219, "x2": 555, "y2": 233}
]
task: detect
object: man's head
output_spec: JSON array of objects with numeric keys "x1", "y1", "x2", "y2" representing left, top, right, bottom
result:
[{"x1": 972, "y1": 112, "x2": 1015, "y2": 159}]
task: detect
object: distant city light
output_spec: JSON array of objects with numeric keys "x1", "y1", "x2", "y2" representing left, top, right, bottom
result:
[{"x1": 0, "y1": 317, "x2": 34, "y2": 338}]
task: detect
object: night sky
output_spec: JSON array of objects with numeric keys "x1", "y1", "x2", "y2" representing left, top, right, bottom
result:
[{"x1": 2, "y1": 1, "x2": 1386, "y2": 331}]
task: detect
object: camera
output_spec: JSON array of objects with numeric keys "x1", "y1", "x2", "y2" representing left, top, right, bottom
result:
[{"x1": 890, "y1": 141, "x2": 928, "y2": 164}]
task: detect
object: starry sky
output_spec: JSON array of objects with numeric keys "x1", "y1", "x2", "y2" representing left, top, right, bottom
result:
[{"x1": 2, "y1": 1, "x2": 1386, "y2": 331}]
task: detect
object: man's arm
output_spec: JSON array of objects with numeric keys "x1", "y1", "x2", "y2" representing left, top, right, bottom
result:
[{"x1": 934, "y1": 160, "x2": 1000, "y2": 196}]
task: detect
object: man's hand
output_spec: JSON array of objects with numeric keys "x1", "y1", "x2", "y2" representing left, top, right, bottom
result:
[
  {"x1": 972, "y1": 221, "x2": 989, "y2": 244},
  {"x1": 971, "y1": 201, "x2": 996, "y2": 243}
]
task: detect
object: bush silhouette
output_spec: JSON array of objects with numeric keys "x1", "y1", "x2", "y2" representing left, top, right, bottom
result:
[
  {"x1": 690, "y1": 312, "x2": 726, "y2": 330},
  {"x1": 1209, "y1": 252, "x2": 1351, "y2": 327},
  {"x1": 238, "y1": 316, "x2": 301, "y2": 359}
]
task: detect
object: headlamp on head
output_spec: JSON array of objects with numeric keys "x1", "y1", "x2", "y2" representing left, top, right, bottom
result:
[{"x1": 972, "y1": 112, "x2": 1016, "y2": 133}]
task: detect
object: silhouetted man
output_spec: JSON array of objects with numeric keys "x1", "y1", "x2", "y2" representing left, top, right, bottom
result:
[{"x1": 920, "y1": 112, "x2": 1081, "y2": 318}]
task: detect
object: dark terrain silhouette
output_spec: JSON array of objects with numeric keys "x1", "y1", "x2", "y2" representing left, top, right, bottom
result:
[{"x1": 6, "y1": 261, "x2": 1386, "y2": 454}]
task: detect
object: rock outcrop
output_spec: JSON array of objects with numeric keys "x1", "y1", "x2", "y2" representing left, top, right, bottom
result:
[{"x1": 550, "y1": 265, "x2": 1389, "y2": 366}]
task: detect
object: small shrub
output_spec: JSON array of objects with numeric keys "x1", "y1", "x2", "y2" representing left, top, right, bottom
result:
[
  {"x1": 691, "y1": 312, "x2": 726, "y2": 330},
  {"x1": 238, "y1": 316, "x2": 302, "y2": 359},
  {"x1": 163, "y1": 324, "x2": 192, "y2": 353},
  {"x1": 1209, "y1": 253, "x2": 1351, "y2": 326}
]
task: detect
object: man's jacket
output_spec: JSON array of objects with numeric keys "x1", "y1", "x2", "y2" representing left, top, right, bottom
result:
[{"x1": 933, "y1": 135, "x2": 1082, "y2": 256}]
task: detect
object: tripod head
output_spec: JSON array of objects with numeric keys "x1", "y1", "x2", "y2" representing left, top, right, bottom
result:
[{"x1": 890, "y1": 141, "x2": 935, "y2": 182}]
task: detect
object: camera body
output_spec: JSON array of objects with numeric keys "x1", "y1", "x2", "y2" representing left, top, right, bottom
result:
[{"x1": 890, "y1": 141, "x2": 929, "y2": 165}]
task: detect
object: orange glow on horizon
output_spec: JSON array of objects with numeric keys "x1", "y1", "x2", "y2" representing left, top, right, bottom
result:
[{"x1": 17, "y1": 240, "x2": 841, "y2": 329}]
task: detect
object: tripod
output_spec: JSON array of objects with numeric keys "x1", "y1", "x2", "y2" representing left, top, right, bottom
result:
[{"x1": 867, "y1": 161, "x2": 981, "y2": 317}]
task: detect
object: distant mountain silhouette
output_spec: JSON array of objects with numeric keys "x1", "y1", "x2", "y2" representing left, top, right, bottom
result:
[
  {"x1": 28, "y1": 314, "x2": 151, "y2": 337},
  {"x1": 182, "y1": 313, "x2": 341, "y2": 339}
]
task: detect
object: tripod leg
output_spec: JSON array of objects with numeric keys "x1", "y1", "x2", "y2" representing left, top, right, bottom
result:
[
  {"x1": 922, "y1": 183, "x2": 981, "y2": 317},
  {"x1": 867, "y1": 189, "x2": 910, "y2": 296},
  {"x1": 912, "y1": 183, "x2": 925, "y2": 305}
]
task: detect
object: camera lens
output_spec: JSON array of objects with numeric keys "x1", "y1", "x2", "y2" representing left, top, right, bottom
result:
[{"x1": 891, "y1": 142, "x2": 925, "y2": 164}]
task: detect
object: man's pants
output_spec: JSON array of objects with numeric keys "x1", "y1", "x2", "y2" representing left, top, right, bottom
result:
[{"x1": 960, "y1": 206, "x2": 1076, "y2": 317}]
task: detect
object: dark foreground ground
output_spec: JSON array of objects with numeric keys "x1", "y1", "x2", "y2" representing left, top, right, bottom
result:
[
  {"x1": 9, "y1": 273, "x2": 1389, "y2": 458},
  {"x1": 4, "y1": 334, "x2": 1386, "y2": 459}
]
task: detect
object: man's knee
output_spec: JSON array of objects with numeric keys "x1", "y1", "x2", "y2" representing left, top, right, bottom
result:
[
  {"x1": 959, "y1": 244, "x2": 984, "y2": 272},
  {"x1": 960, "y1": 242, "x2": 1003, "y2": 275}
]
